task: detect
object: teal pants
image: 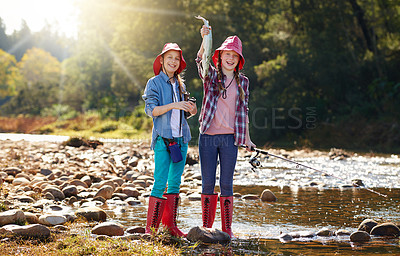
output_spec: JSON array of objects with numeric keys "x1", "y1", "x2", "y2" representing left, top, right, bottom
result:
[{"x1": 151, "y1": 136, "x2": 188, "y2": 198}]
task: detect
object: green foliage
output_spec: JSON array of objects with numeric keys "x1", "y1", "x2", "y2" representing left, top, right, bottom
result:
[{"x1": 41, "y1": 104, "x2": 79, "y2": 120}]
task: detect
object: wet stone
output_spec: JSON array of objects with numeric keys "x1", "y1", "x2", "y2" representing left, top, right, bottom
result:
[
  {"x1": 358, "y1": 219, "x2": 378, "y2": 233},
  {"x1": 260, "y1": 189, "x2": 277, "y2": 202},
  {"x1": 370, "y1": 223, "x2": 400, "y2": 237},
  {"x1": 242, "y1": 194, "x2": 260, "y2": 200},
  {"x1": 187, "y1": 226, "x2": 231, "y2": 244},
  {"x1": 350, "y1": 231, "x2": 371, "y2": 242},
  {"x1": 279, "y1": 233, "x2": 293, "y2": 242},
  {"x1": 317, "y1": 228, "x2": 335, "y2": 237},
  {"x1": 75, "y1": 206, "x2": 107, "y2": 222},
  {"x1": 40, "y1": 168, "x2": 53, "y2": 176},
  {"x1": 39, "y1": 215, "x2": 68, "y2": 226},
  {"x1": 335, "y1": 229, "x2": 351, "y2": 236}
]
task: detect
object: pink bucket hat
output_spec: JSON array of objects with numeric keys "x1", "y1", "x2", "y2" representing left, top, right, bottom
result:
[
  {"x1": 153, "y1": 43, "x2": 187, "y2": 75},
  {"x1": 212, "y1": 35, "x2": 245, "y2": 70}
]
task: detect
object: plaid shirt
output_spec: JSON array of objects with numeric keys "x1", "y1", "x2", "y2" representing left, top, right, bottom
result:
[{"x1": 196, "y1": 57, "x2": 249, "y2": 146}]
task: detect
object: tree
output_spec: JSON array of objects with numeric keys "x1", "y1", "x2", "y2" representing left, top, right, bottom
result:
[{"x1": 0, "y1": 49, "x2": 17, "y2": 97}]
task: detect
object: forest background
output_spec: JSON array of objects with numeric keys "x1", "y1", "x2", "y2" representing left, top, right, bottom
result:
[{"x1": 0, "y1": 0, "x2": 399, "y2": 153}]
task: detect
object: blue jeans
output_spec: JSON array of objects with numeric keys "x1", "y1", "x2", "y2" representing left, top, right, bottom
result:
[
  {"x1": 151, "y1": 136, "x2": 188, "y2": 198},
  {"x1": 199, "y1": 134, "x2": 238, "y2": 196}
]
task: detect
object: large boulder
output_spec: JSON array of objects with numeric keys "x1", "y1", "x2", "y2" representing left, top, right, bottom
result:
[{"x1": 94, "y1": 185, "x2": 114, "y2": 200}]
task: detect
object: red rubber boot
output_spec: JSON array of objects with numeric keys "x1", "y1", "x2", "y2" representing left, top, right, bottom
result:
[
  {"x1": 161, "y1": 193, "x2": 186, "y2": 237},
  {"x1": 201, "y1": 193, "x2": 218, "y2": 228},
  {"x1": 220, "y1": 195, "x2": 234, "y2": 237},
  {"x1": 145, "y1": 196, "x2": 166, "y2": 234}
]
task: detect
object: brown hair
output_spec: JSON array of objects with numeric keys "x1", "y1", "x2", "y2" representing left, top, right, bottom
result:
[{"x1": 216, "y1": 52, "x2": 245, "y2": 101}]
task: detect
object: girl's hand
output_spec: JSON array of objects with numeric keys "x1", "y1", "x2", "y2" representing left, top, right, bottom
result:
[
  {"x1": 245, "y1": 138, "x2": 256, "y2": 152},
  {"x1": 188, "y1": 101, "x2": 197, "y2": 115},
  {"x1": 174, "y1": 101, "x2": 195, "y2": 112},
  {"x1": 200, "y1": 25, "x2": 211, "y2": 38}
]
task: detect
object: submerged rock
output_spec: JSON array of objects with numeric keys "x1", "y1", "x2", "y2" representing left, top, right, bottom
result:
[{"x1": 187, "y1": 226, "x2": 231, "y2": 244}]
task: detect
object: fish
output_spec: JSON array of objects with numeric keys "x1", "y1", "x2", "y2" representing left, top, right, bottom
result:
[{"x1": 195, "y1": 15, "x2": 212, "y2": 78}]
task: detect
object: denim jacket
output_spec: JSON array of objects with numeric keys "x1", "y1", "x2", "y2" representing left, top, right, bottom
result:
[{"x1": 142, "y1": 71, "x2": 191, "y2": 149}]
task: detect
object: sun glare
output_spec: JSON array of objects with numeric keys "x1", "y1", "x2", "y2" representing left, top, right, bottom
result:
[{"x1": 0, "y1": 0, "x2": 79, "y2": 37}]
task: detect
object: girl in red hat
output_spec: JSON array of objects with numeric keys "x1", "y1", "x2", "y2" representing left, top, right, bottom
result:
[
  {"x1": 142, "y1": 43, "x2": 197, "y2": 237},
  {"x1": 196, "y1": 27, "x2": 256, "y2": 238}
]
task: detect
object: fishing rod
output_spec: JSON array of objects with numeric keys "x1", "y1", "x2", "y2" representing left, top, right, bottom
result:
[{"x1": 242, "y1": 146, "x2": 388, "y2": 198}]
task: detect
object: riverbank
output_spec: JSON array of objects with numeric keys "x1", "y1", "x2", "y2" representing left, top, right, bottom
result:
[{"x1": 1, "y1": 136, "x2": 399, "y2": 255}]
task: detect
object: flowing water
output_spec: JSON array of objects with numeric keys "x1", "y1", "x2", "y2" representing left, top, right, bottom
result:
[{"x1": 1, "y1": 133, "x2": 400, "y2": 255}]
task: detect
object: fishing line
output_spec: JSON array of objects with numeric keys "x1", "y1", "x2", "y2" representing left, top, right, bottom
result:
[{"x1": 243, "y1": 146, "x2": 388, "y2": 198}]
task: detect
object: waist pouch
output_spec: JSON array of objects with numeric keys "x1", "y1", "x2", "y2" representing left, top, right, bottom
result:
[{"x1": 162, "y1": 138, "x2": 183, "y2": 163}]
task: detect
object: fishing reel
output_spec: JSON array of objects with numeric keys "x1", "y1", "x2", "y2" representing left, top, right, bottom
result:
[{"x1": 249, "y1": 151, "x2": 261, "y2": 171}]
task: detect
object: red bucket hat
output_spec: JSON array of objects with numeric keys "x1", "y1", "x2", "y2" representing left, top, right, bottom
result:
[
  {"x1": 153, "y1": 43, "x2": 186, "y2": 76},
  {"x1": 212, "y1": 36, "x2": 245, "y2": 70}
]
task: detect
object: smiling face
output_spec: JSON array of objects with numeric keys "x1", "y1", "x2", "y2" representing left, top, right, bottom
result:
[
  {"x1": 220, "y1": 50, "x2": 240, "y2": 73},
  {"x1": 160, "y1": 50, "x2": 181, "y2": 77}
]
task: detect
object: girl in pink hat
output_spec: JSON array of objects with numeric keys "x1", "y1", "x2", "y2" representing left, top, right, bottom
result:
[
  {"x1": 142, "y1": 43, "x2": 197, "y2": 237},
  {"x1": 196, "y1": 27, "x2": 256, "y2": 238}
]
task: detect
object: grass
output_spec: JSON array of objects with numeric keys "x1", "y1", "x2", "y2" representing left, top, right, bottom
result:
[{"x1": 0, "y1": 233, "x2": 183, "y2": 256}]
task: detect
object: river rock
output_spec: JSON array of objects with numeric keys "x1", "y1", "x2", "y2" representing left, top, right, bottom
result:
[
  {"x1": 186, "y1": 226, "x2": 231, "y2": 244},
  {"x1": 94, "y1": 185, "x2": 114, "y2": 200},
  {"x1": 358, "y1": 219, "x2": 378, "y2": 233},
  {"x1": 260, "y1": 189, "x2": 277, "y2": 202},
  {"x1": 39, "y1": 214, "x2": 68, "y2": 226},
  {"x1": 126, "y1": 226, "x2": 145, "y2": 234},
  {"x1": 81, "y1": 176, "x2": 92, "y2": 187},
  {"x1": 40, "y1": 168, "x2": 53, "y2": 176},
  {"x1": 75, "y1": 206, "x2": 107, "y2": 221},
  {"x1": 288, "y1": 231, "x2": 315, "y2": 238},
  {"x1": 188, "y1": 193, "x2": 201, "y2": 201},
  {"x1": 24, "y1": 212, "x2": 39, "y2": 224},
  {"x1": 69, "y1": 179, "x2": 89, "y2": 188},
  {"x1": 370, "y1": 223, "x2": 400, "y2": 237},
  {"x1": 279, "y1": 233, "x2": 293, "y2": 242},
  {"x1": 126, "y1": 198, "x2": 141, "y2": 206},
  {"x1": 12, "y1": 177, "x2": 30, "y2": 186},
  {"x1": 17, "y1": 196, "x2": 35, "y2": 203},
  {"x1": 335, "y1": 229, "x2": 351, "y2": 236},
  {"x1": 122, "y1": 187, "x2": 140, "y2": 198},
  {"x1": 92, "y1": 222, "x2": 124, "y2": 236},
  {"x1": 0, "y1": 210, "x2": 26, "y2": 226},
  {"x1": 3, "y1": 167, "x2": 21, "y2": 176},
  {"x1": 350, "y1": 231, "x2": 371, "y2": 242},
  {"x1": 316, "y1": 228, "x2": 335, "y2": 236},
  {"x1": 42, "y1": 186, "x2": 65, "y2": 201},
  {"x1": 242, "y1": 194, "x2": 259, "y2": 200},
  {"x1": 2, "y1": 224, "x2": 50, "y2": 237},
  {"x1": 62, "y1": 185, "x2": 78, "y2": 197}
]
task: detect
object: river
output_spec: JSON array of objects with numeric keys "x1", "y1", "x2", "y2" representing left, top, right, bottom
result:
[{"x1": 1, "y1": 133, "x2": 399, "y2": 255}]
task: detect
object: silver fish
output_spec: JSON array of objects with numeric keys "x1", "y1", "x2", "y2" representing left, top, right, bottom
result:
[{"x1": 195, "y1": 15, "x2": 212, "y2": 78}]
